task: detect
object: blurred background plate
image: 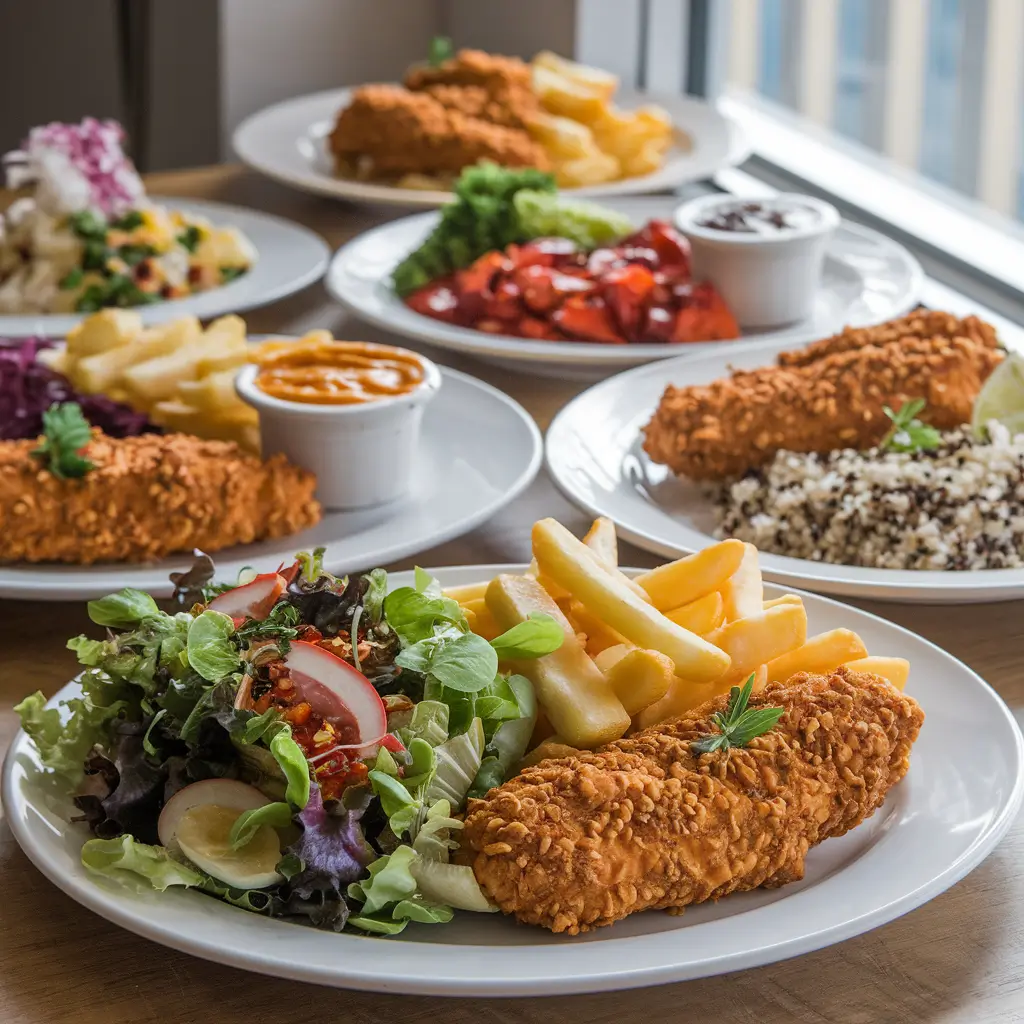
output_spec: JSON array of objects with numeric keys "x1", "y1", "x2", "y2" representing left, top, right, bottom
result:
[
  {"x1": 0, "y1": 198, "x2": 330, "y2": 339},
  {"x1": 233, "y1": 87, "x2": 749, "y2": 208},
  {"x1": 0, "y1": 367, "x2": 541, "y2": 600},
  {"x1": 545, "y1": 342, "x2": 1024, "y2": 603},
  {"x1": 325, "y1": 196, "x2": 923, "y2": 379}
]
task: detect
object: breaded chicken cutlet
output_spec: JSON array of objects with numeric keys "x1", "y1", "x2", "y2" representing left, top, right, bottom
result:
[
  {"x1": 0, "y1": 431, "x2": 321, "y2": 564},
  {"x1": 404, "y1": 48, "x2": 540, "y2": 129},
  {"x1": 643, "y1": 313, "x2": 1004, "y2": 480},
  {"x1": 462, "y1": 668, "x2": 923, "y2": 934},
  {"x1": 329, "y1": 84, "x2": 547, "y2": 178}
]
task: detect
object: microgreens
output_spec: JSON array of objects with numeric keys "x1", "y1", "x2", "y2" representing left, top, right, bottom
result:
[
  {"x1": 881, "y1": 399, "x2": 942, "y2": 454},
  {"x1": 690, "y1": 674, "x2": 785, "y2": 755}
]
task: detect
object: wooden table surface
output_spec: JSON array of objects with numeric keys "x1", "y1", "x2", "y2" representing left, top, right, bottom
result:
[{"x1": 2, "y1": 165, "x2": 1023, "y2": 1024}]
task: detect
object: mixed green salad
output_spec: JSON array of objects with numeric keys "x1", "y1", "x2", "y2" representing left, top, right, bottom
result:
[{"x1": 16, "y1": 550, "x2": 562, "y2": 935}]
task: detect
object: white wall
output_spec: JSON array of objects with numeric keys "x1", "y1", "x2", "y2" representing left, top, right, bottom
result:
[{"x1": 219, "y1": 0, "x2": 442, "y2": 155}]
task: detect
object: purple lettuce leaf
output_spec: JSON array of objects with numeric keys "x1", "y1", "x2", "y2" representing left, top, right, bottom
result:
[{"x1": 285, "y1": 782, "x2": 375, "y2": 901}]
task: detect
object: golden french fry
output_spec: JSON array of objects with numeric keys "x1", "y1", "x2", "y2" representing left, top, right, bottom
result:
[
  {"x1": 635, "y1": 539, "x2": 746, "y2": 611},
  {"x1": 195, "y1": 347, "x2": 249, "y2": 376},
  {"x1": 665, "y1": 591, "x2": 725, "y2": 636},
  {"x1": 843, "y1": 656, "x2": 911, "y2": 691},
  {"x1": 720, "y1": 543, "x2": 764, "y2": 621},
  {"x1": 124, "y1": 335, "x2": 246, "y2": 403},
  {"x1": 518, "y1": 738, "x2": 582, "y2": 772},
  {"x1": 177, "y1": 368, "x2": 254, "y2": 416},
  {"x1": 533, "y1": 519, "x2": 730, "y2": 681},
  {"x1": 533, "y1": 51, "x2": 618, "y2": 99},
  {"x1": 583, "y1": 516, "x2": 618, "y2": 567},
  {"x1": 569, "y1": 599, "x2": 628, "y2": 656},
  {"x1": 442, "y1": 581, "x2": 489, "y2": 604},
  {"x1": 592, "y1": 643, "x2": 633, "y2": 673},
  {"x1": 765, "y1": 629, "x2": 868, "y2": 684},
  {"x1": 553, "y1": 150, "x2": 620, "y2": 187},
  {"x1": 461, "y1": 597, "x2": 501, "y2": 642},
  {"x1": 619, "y1": 136, "x2": 671, "y2": 178},
  {"x1": 149, "y1": 400, "x2": 260, "y2": 452},
  {"x1": 764, "y1": 594, "x2": 804, "y2": 609},
  {"x1": 527, "y1": 111, "x2": 596, "y2": 158},
  {"x1": 485, "y1": 573, "x2": 630, "y2": 747},
  {"x1": 633, "y1": 676, "x2": 719, "y2": 730},
  {"x1": 604, "y1": 648, "x2": 674, "y2": 716},
  {"x1": 73, "y1": 323, "x2": 194, "y2": 394},
  {"x1": 530, "y1": 709, "x2": 555, "y2": 748},
  {"x1": 65, "y1": 309, "x2": 143, "y2": 360},
  {"x1": 526, "y1": 557, "x2": 571, "y2": 601},
  {"x1": 533, "y1": 65, "x2": 611, "y2": 123},
  {"x1": 705, "y1": 603, "x2": 807, "y2": 684}
]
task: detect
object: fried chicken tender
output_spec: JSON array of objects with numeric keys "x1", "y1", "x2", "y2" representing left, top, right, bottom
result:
[
  {"x1": 0, "y1": 431, "x2": 321, "y2": 564},
  {"x1": 462, "y1": 668, "x2": 923, "y2": 934},
  {"x1": 404, "y1": 49, "x2": 539, "y2": 129},
  {"x1": 330, "y1": 84, "x2": 547, "y2": 177},
  {"x1": 642, "y1": 316, "x2": 1004, "y2": 480}
]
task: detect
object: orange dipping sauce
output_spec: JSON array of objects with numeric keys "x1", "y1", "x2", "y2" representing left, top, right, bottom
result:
[{"x1": 253, "y1": 338, "x2": 427, "y2": 406}]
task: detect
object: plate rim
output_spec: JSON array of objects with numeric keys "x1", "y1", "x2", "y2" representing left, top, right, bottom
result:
[
  {"x1": 325, "y1": 209, "x2": 924, "y2": 368},
  {"x1": 4, "y1": 566, "x2": 1023, "y2": 995},
  {"x1": 0, "y1": 367, "x2": 543, "y2": 600},
  {"x1": 544, "y1": 340, "x2": 1024, "y2": 602},
  {"x1": 0, "y1": 196, "x2": 331, "y2": 338},
  {"x1": 232, "y1": 85, "x2": 750, "y2": 208}
]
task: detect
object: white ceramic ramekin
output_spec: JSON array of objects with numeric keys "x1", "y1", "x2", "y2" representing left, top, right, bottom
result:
[
  {"x1": 673, "y1": 193, "x2": 840, "y2": 329},
  {"x1": 235, "y1": 349, "x2": 441, "y2": 510}
]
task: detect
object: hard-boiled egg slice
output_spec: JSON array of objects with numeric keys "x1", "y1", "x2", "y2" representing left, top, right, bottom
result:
[{"x1": 176, "y1": 804, "x2": 283, "y2": 890}]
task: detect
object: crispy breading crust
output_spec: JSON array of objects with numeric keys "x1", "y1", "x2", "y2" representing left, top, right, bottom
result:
[
  {"x1": 0, "y1": 431, "x2": 321, "y2": 564},
  {"x1": 642, "y1": 316, "x2": 1004, "y2": 480},
  {"x1": 462, "y1": 669, "x2": 923, "y2": 934},
  {"x1": 329, "y1": 84, "x2": 547, "y2": 177}
]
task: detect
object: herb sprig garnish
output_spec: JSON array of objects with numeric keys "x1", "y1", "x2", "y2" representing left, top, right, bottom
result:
[
  {"x1": 31, "y1": 402, "x2": 95, "y2": 479},
  {"x1": 429, "y1": 35, "x2": 454, "y2": 67},
  {"x1": 881, "y1": 399, "x2": 942, "y2": 454},
  {"x1": 690, "y1": 674, "x2": 785, "y2": 755}
]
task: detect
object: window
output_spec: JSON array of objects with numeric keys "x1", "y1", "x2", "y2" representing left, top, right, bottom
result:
[{"x1": 574, "y1": 0, "x2": 1024, "y2": 325}]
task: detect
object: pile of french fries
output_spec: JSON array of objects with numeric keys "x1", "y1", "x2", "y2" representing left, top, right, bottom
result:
[
  {"x1": 44, "y1": 310, "x2": 259, "y2": 451},
  {"x1": 445, "y1": 517, "x2": 910, "y2": 763},
  {"x1": 528, "y1": 52, "x2": 679, "y2": 187}
]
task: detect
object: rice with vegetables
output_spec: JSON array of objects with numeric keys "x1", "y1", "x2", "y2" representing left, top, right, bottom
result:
[{"x1": 711, "y1": 421, "x2": 1024, "y2": 570}]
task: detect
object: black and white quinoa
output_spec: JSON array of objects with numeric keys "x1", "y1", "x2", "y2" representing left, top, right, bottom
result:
[{"x1": 710, "y1": 422, "x2": 1024, "y2": 570}]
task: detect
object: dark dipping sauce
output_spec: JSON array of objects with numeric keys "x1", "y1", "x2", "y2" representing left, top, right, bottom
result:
[{"x1": 697, "y1": 201, "x2": 820, "y2": 235}]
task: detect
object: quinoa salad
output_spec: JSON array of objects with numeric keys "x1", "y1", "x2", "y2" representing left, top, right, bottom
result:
[{"x1": 711, "y1": 421, "x2": 1024, "y2": 571}]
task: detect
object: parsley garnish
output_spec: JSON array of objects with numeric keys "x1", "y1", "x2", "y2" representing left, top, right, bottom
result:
[
  {"x1": 112, "y1": 210, "x2": 144, "y2": 231},
  {"x1": 690, "y1": 674, "x2": 785, "y2": 755},
  {"x1": 220, "y1": 265, "x2": 247, "y2": 283},
  {"x1": 59, "y1": 267, "x2": 84, "y2": 290},
  {"x1": 881, "y1": 399, "x2": 942, "y2": 453},
  {"x1": 428, "y1": 35, "x2": 453, "y2": 67},
  {"x1": 177, "y1": 225, "x2": 202, "y2": 253},
  {"x1": 236, "y1": 603, "x2": 300, "y2": 652},
  {"x1": 68, "y1": 210, "x2": 107, "y2": 240},
  {"x1": 31, "y1": 402, "x2": 95, "y2": 480},
  {"x1": 119, "y1": 243, "x2": 156, "y2": 266}
]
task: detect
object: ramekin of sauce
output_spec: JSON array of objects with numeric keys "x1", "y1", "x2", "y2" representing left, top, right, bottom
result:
[
  {"x1": 236, "y1": 335, "x2": 441, "y2": 509},
  {"x1": 673, "y1": 193, "x2": 839, "y2": 328}
]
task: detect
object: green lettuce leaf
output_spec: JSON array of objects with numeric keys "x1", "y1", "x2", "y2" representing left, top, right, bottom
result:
[
  {"x1": 512, "y1": 189, "x2": 634, "y2": 249},
  {"x1": 186, "y1": 610, "x2": 240, "y2": 682},
  {"x1": 395, "y1": 700, "x2": 449, "y2": 747},
  {"x1": 490, "y1": 613, "x2": 564, "y2": 660},
  {"x1": 361, "y1": 568, "x2": 388, "y2": 625},
  {"x1": 383, "y1": 587, "x2": 466, "y2": 646},
  {"x1": 347, "y1": 845, "x2": 419, "y2": 915},
  {"x1": 270, "y1": 727, "x2": 310, "y2": 809},
  {"x1": 428, "y1": 632, "x2": 498, "y2": 693},
  {"x1": 229, "y1": 802, "x2": 294, "y2": 849},
  {"x1": 86, "y1": 588, "x2": 160, "y2": 628},
  {"x1": 15, "y1": 690, "x2": 126, "y2": 784},
  {"x1": 348, "y1": 897, "x2": 453, "y2": 935},
  {"x1": 81, "y1": 835, "x2": 203, "y2": 892}
]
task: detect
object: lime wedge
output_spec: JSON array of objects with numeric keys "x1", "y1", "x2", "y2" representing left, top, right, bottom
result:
[{"x1": 973, "y1": 352, "x2": 1024, "y2": 438}]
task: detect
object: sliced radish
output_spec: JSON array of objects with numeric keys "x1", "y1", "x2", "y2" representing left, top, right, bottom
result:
[
  {"x1": 158, "y1": 778, "x2": 271, "y2": 853},
  {"x1": 209, "y1": 572, "x2": 286, "y2": 622},
  {"x1": 284, "y1": 641, "x2": 386, "y2": 746}
]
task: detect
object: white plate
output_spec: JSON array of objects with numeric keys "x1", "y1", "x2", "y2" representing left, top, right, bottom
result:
[
  {"x1": 0, "y1": 368, "x2": 540, "y2": 600},
  {"x1": 325, "y1": 196, "x2": 923, "y2": 378},
  {"x1": 546, "y1": 339, "x2": 1024, "y2": 603},
  {"x1": 0, "y1": 197, "x2": 330, "y2": 338},
  {"x1": 4, "y1": 565, "x2": 1021, "y2": 995},
  {"x1": 233, "y1": 87, "x2": 749, "y2": 208}
]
